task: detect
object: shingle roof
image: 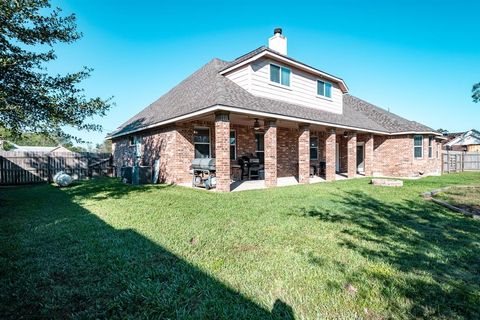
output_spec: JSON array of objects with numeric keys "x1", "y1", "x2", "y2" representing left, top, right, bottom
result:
[
  {"x1": 109, "y1": 57, "x2": 436, "y2": 138},
  {"x1": 445, "y1": 129, "x2": 480, "y2": 146}
]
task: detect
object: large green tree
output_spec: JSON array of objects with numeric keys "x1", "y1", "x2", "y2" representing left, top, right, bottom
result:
[
  {"x1": 0, "y1": 0, "x2": 112, "y2": 141},
  {"x1": 473, "y1": 82, "x2": 480, "y2": 103}
]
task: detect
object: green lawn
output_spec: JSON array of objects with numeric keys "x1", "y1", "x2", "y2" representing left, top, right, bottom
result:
[
  {"x1": 436, "y1": 185, "x2": 480, "y2": 215},
  {"x1": 1, "y1": 173, "x2": 480, "y2": 319}
]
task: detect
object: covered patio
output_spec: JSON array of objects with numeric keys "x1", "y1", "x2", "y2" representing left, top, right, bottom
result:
[
  {"x1": 179, "y1": 110, "x2": 375, "y2": 192},
  {"x1": 229, "y1": 174, "x2": 361, "y2": 192}
]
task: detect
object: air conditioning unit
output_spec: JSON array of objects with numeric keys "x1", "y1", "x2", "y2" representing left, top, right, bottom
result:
[{"x1": 120, "y1": 166, "x2": 152, "y2": 184}]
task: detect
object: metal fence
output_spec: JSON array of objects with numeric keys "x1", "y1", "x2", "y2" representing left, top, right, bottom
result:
[
  {"x1": 0, "y1": 151, "x2": 113, "y2": 185},
  {"x1": 442, "y1": 151, "x2": 480, "y2": 173}
]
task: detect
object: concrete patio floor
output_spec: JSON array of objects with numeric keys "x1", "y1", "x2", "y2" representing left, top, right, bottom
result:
[
  {"x1": 229, "y1": 174, "x2": 354, "y2": 192},
  {"x1": 179, "y1": 173, "x2": 363, "y2": 192}
]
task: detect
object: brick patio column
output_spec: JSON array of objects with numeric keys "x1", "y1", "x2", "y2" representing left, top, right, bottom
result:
[
  {"x1": 298, "y1": 124, "x2": 310, "y2": 184},
  {"x1": 325, "y1": 128, "x2": 336, "y2": 181},
  {"x1": 215, "y1": 111, "x2": 230, "y2": 192},
  {"x1": 365, "y1": 133, "x2": 374, "y2": 176},
  {"x1": 347, "y1": 132, "x2": 357, "y2": 178},
  {"x1": 264, "y1": 119, "x2": 277, "y2": 187}
]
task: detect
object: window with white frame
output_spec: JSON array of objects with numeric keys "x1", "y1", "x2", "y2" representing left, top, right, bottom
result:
[
  {"x1": 230, "y1": 130, "x2": 236, "y2": 160},
  {"x1": 317, "y1": 80, "x2": 332, "y2": 98},
  {"x1": 270, "y1": 64, "x2": 291, "y2": 86},
  {"x1": 194, "y1": 128, "x2": 210, "y2": 159},
  {"x1": 310, "y1": 137, "x2": 318, "y2": 160},
  {"x1": 428, "y1": 136, "x2": 433, "y2": 158},
  {"x1": 414, "y1": 135, "x2": 423, "y2": 158},
  {"x1": 255, "y1": 133, "x2": 264, "y2": 163}
]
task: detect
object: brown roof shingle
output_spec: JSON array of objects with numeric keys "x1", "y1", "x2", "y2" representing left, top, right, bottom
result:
[{"x1": 109, "y1": 58, "x2": 436, "y2": 138}]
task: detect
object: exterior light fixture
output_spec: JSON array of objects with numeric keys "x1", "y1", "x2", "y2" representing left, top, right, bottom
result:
[{"x1": 253, "y1": 118, "x2": 261, "y2": 131}]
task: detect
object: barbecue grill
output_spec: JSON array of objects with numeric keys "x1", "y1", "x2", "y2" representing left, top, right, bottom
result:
[{"x1": 191, "y1": 158, "x2": 216, "y2": 189}]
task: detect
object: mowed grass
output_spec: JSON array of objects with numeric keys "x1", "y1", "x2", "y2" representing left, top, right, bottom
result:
[{"x1": 1, "y1": 173, "x2": 480, "y2": 319}]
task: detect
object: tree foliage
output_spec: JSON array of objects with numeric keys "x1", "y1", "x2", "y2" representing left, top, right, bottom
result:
[
  {"x1": 473, "y1": 82, "x2": 480, "y2": 103},
  {"x1": 436, "y1": 128, "x2": 449, "y2": 134},
  {"x1": 0, "y1": 0, "x2": 112, "y2": 141},
  {"x1": 0, "y1": 127, "x2": 85, "y2": 151},
  {"x1": 95, "y1": 140, "x2": 112, "y2": 153}
]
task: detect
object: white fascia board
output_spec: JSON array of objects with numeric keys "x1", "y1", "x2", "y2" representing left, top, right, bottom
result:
[
  {"x1": 105, "y1": 105, "x2": 443, "y2": 140},
  {"x1": 220, "y1": 51, "x2": 349, "y2": 93},
  {"x1": 390, "y1": 131, "x2": 443, "y2": 137},
  {"x1": 106, "y1": 105, "x2": 441, "y2": 140},
  {"x1": 107, "y1": 104, "x2": 385, "y2": 139}
]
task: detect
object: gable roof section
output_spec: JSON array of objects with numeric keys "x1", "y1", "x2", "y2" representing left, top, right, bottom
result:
[
  {"x1": 220, "y1": 46, "x2": 349, "y2": 93},
  {"x1": 108, "y1": 58, "x2": 437, "y2": 139},
  {"x1": 445, "y1": 129, "x2": 480, "y2": 146}
]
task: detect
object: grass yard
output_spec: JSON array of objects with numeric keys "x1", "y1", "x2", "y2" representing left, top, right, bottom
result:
[
  {"x1": 1, "y1": 173, "x2": 480, "y2": 319},
  {"x1": 436, "y1": 185, "x2": 480, "y2": 215}
]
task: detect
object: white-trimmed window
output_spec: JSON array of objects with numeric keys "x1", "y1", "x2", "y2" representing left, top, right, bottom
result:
[
  {"x1": 255, "y1": 133, "x2": 264, "y2": 163},
  {"x1": 270, "y1": 64, "x2": 291, "y2": 86},
  {"x1": 230, "y1": 130, "x2": 236, "y2": 160},
  {"x1": 414, "y1": 135, "x2": 423, "y2": 158},
  {"x1": 128, "y1": 136, "x2": 135, "y2": 146},
  {"x1": 310, "y1": 137, "x2": 318, "y2": 160},
  {"x1": 317, "y1": 80, "x2": 332, "y2": 98},
  {"x1": 194, "y1": 128, "x2": 211, "y2": 159},
  {"x1": 428, "y1": 136, "x2": 433, "y2": 158}
]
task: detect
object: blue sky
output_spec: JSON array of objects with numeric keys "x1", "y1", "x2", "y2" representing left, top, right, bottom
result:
[{"x1": 50, "y1": 0, "x2": 480, "y2": 146}]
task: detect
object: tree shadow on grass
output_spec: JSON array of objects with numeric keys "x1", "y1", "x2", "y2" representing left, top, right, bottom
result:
[
  {"x1": 0, "y1": 184, "x2": 293, "y2": 319},
  {"x1": 64, "y1": 176, "x2": 177, "y2": 201},
  {"x1": 298, "y1": 190, "x2": 480, "y2": 318}
]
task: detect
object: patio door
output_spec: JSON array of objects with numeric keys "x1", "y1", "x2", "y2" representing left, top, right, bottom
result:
[{"x1": 357, "y1": 142, "x2": 365, "y2": 173}]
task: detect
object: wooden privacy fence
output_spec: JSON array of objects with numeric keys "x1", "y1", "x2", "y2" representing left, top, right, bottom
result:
[
  {"x1": 0, "y1": 151, "x2": 113, "y2": 185},
  {"x1": 442, "y1": 151, "x2": 480, "y2": 173}
]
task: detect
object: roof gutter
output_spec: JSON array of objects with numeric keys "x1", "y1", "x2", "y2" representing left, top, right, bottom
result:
[
  {"x1": 390, "y1": 131, "x2": 443, "y2": 137},
  {"x1": 106, "y1": 104, "x2": 440, "y2": 140}
]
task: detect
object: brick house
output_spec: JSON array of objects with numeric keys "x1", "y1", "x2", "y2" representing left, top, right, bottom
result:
[{"x1": 107, "y1": 29, "x2": 442, "y2": 192}]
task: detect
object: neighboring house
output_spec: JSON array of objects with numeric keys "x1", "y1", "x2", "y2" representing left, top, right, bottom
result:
[
  {"x1": 107, "y1": 29, "x2": 442, "y2": 192},
  {"x1": 443, "y1": 129, "x2": 480, "y2": 152},
  {"x1": 7, "y1": 144, "x2": 73, "y2": 153}
]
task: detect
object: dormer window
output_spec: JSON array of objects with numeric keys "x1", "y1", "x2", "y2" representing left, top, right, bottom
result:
[
  {"x1": 270, "y1": 64, "x2": 290, "y2": 86},
  {"x1": 317, "y1": 80, "x2": 332, "y2": 98}
]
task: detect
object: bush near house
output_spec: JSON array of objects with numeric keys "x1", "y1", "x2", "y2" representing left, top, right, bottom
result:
[{"x1": 1, "y1": 173, "x2": 480, "y2": 319}]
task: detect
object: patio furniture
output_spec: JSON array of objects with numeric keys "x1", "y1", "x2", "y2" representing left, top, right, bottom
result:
[
  {"x1": 231, "y1": 164, "x2": 242, "y2": 181},
  {"x1": 238, "y1": 155, "x2": 261, "y2": 180}
]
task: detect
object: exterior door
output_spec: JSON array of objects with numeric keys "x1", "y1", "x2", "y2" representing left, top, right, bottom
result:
[
  {"x1": 357, "y1": 143, "x2": 365, "y2": 173},
  {"x1": 336, "y1": 143, "x2": 340, "y2": 172}
]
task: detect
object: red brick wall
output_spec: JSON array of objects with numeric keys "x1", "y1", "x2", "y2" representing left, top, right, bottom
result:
[
  {"x1": 277, "y1": 127, "x2": 299, "y2": 177},
  {"x1": 112, "y1": 126, "x2": 178, "y2": 183},
  {"x1": 325, "y1": 129, "x2": 336, "y2": 181},
  {"x1": 373, "y1": 134, "x2": 441, "y2": 177},
  {"x1": 233, "y1": 125, "x2": 256, "y2": 159},
  {"x1": 298, "y1": 125, "x2": 310, "y2": 184},
  {"x1": 347, "y1": 133, "x2": 357, "y2": 178},
  {"x1": 363, "y1": 134, "x2": 374, "y2": 176},
  {"x1": 112, "y1": 122, "x2": 442, "y2": 187},
  {"x1": 338, "y1": 134, "x2": 348, "y2": 173},
  {"x1": 214, "y1": 113, "x2": 231, "y2": 192},
  {"x1": 264, "y1": 120, "x2": 277, "y2": 187}
]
